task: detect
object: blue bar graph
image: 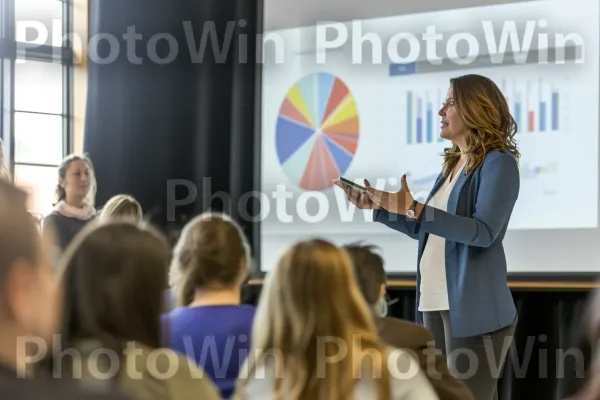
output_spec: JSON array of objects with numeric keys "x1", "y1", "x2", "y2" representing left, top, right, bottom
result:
[
  {"x1": 552, "y1": 91, "x2": 559, "y2": 130},
  {"x1": 407, "y1": 91, "x2": 412, "y2": 144},
  {"x1": 506, "y1": 79, "x2": 559, "y2": 133},
  {"x1": 416, "y1": 98, "x2": 423, "y2": 143},
  {"x1": 426, "y1": 102, "x2": 433, "y2": 143},
  {"x1": 540, "y1": 102, "x2": 546, "y2": 131},
  {"x1": 406, "y1": 89, "x2": 444, "y2": 145}
]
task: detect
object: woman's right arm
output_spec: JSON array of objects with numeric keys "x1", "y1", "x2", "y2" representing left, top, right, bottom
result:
[{"x1": 373, "y1": 208, "x2": 420, "y2": 240}]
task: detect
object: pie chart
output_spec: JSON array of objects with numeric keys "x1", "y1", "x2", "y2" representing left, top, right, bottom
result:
[{"x1": 275, "y1": 72, "x2": 359, "y2": 191}]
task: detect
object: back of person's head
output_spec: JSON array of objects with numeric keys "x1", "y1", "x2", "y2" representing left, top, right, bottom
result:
[
  {"x1": 55, "y1": 220, "x2": 170, "y2": 368},
  {"x1": 0, "y1": 180, "x2": 61, "y2": 364},
  {"x1": 169, "y1": 212, "x2": 251, "y2": 306},
  {"x1": 238, "y1": 238, "x2": 391, "y2": 399},
  {"x1": 343, "y1": 242, "x2": 388, "y2": 315},
  {"x1": 99, "y1": 194, "x2": 142, "y2": 222}
]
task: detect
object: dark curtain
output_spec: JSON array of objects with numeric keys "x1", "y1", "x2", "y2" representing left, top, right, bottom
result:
[{"x1": 83, "y1": 0, "x2": 260, "y2": 244}]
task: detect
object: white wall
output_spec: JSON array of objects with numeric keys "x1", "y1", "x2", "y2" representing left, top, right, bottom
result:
[{"x1": 264, "y1": 0, "x2": 527, "y2": 31}]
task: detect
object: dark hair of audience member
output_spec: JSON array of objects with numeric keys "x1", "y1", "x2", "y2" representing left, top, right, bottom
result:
[
  {"x1": 48, "y1": 220, "x2": 170, "y2": 374},
  {"x1": 343, "y1": 242, "x2": 387, "y2": 307},
  {"x1": 170, "y1": 212, "x2": 250, "y2": 306}
]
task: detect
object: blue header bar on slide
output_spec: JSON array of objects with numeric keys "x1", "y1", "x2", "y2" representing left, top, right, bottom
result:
[
  {"x1": 388, "y1": 45, "x2": 582, "y2": 77},
  {"x1": 389, "y1": 62, "x2": 417, "y2": 76}
]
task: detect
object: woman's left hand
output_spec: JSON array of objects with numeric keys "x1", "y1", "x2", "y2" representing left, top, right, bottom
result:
[{"x1": 365, "y1": 174, "x2": 415, "y2": 215}]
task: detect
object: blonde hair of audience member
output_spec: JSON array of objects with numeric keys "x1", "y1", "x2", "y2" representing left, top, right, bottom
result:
[
  {"x1": 99, "y1": 194, "x2": 142, "y2": 222},
  {"x1": 48, "y1": 220, "x2": 220, "y2": 399},
  {"x1": 169, "y1": 212, "x2": 250, "y2": 307},
  {"x1": 54, "y1": 154, "x2": 97, "y2": 208},
  {"x1": 236, "y1": 239, "x2": 398, "y2": 400},
  {"x1": 0, "y1": 181, "x2": 61, "y2": 376}
]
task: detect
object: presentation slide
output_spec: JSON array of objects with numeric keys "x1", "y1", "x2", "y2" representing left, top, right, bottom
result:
[{"x1": 258, "y1": 0, "x2": 600, "y2": 274}]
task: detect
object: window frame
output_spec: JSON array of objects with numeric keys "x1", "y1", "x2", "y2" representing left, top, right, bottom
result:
[{"x1": 0, "y1": 0, "x2": 74, "y2": 213}]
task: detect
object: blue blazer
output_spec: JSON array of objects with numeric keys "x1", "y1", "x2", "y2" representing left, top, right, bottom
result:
[{"x1": 374, "y1": 150, "x2": 519, "y2": 338}]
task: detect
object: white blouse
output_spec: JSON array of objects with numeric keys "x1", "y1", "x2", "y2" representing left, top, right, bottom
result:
[{"x1": 418, "y1": 170, "x2": 461, "y2": 312}]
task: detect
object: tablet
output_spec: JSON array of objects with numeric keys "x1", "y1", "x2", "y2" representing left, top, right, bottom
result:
[{"x1": 339, "y1": 177, "x2": 367, "y2": 192}]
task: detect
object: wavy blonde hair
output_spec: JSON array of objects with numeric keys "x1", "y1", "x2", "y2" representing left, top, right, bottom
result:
[
  {"x1": 442, "y1": 74, "x2": 520, "y2": 179},
  {"x1": 236, "y1": 239, "x2": 391, "y2": 400}
]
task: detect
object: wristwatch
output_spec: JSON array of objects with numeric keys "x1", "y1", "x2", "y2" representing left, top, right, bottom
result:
[{"x1": 406, "y1": 200, "x2": 419, "y2": 219}]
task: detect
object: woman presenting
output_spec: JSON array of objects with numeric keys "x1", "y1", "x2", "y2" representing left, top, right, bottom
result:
[{"x1": 336, "y1": 73, "x2": 519, "y2": 400}]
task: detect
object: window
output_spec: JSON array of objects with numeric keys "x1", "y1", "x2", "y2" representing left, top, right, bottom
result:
[
  {"x1": 15, "y1": 0, "x2": 63, "y2": 44},
  {"x1": 13, "y1": 163, "x2": 58, "y2": 216},
  {"x1": 1, "y1": 0, "x2": 73, "y2": 216}
]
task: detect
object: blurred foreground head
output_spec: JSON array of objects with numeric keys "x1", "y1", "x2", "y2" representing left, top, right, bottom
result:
[
  {"x1": 56, "y1": 219, "x2": 170, "y2": 356},
  {"x1": 0, "y1": 180, "x2": 62, "y2": 370}
]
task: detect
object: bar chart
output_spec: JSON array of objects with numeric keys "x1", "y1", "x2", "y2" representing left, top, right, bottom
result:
[
  {"x1": 404, "y1": 78, "x2": 562, "y2": 145},
  {"x1": 405, "y1": 87, "x2": 445, "y2": 145},
  {"x1": 500, "y1": 78, "x2": 561, "y2": 134}
]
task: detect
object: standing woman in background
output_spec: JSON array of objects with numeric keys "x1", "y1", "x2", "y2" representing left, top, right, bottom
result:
[
  {"x1": 42, "y1": 154, "x2": 97, "y2": 254},
  {"x1": 336, "y1": 74, "x2": 520, "y2": 400}
]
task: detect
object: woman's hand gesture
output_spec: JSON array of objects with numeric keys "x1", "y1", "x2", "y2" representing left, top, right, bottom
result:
[{"x1": 365, "y1": 174, "x2": 415, "y2": 215}]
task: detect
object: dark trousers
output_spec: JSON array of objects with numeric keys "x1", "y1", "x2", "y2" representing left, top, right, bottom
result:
[{"x1": 422, "y1": 310, "x2": 516, "y2": 400}]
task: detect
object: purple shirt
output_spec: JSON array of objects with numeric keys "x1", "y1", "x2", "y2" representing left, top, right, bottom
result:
[{"x1": 163, "y1": 305, "x2": 255, "y2": 399}]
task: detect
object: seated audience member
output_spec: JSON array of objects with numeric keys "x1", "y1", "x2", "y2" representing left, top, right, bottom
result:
[
  {"x1": 0, "y1": 180, "x2": 131, "y2": 400},
  {"x1": 47, "y1": 220, "x2": 220, "y2": 400},
  {"x1": 0, "y1": 138, "x2": 10, "y2": 181},
  {"x1": 234, "y1": 239, "x2": 438, "y2": 400},
  {"x1": 344, "y1": 242, "x2": 474, "y2": 400},
  {"x1": 42, "y1": 154, "x2": 97, "y2": 253},
  {"x1": 99, "y1": 194, "x2": 142, "y2": 222},
  {"x1": 164, "y1": 212, "x2": 255, "y2": 399}
]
